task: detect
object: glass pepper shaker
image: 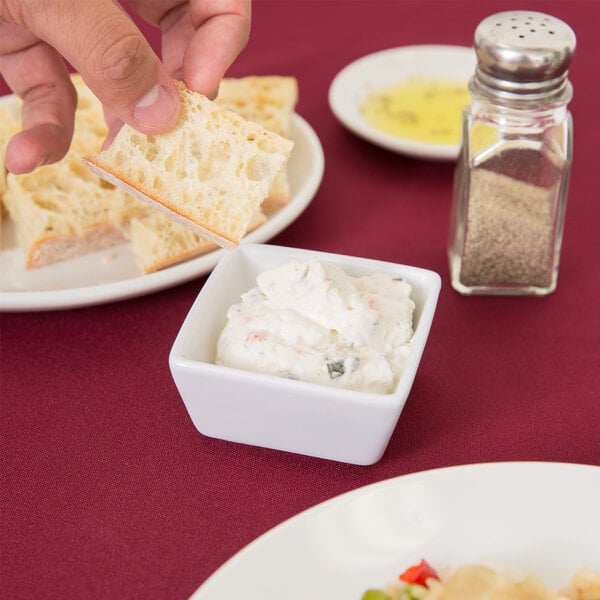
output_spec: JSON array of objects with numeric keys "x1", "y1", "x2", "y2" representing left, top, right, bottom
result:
[{"x1": 448, "y1": 11, "x2": 576, "y2": 295}]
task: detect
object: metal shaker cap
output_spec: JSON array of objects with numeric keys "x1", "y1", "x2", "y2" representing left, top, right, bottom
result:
[{"x1": 474, "y1": 11, "x2": 576, "y2": 96}]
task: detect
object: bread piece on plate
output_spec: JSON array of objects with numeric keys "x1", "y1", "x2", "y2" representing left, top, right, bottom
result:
[
  {"x1": 4, "y1": 74, "x2": 135, "y2": 269},
  {"x1": 108, "y1": 191, "x2": 151, "y2": 228},
  {"x1": 2, "y1": 76, "x2": 132, "y2": 268},
  {"x1": 69, "y1": 73, "x2": 111, "y2": 154},
  {"x1": 1, "y1": 74, "x2": 97, "y2": 200},
  {"x1": 0, "y1": 103, "x2": 20, "y2": 199},
  {"x1": 216, "y1": 76, "x2": 298, "y2": 138},
  {"x1": 3, "y1": 159, "x2": 129, "y2": 268},
  {"x1": 83, "y1": 80, "x2": 294, "y2": 250},
  {"x1": 127, "y1": 207, "x2": 267, "y2": 274},
  {"x1": 0, "y1": 100, "x2": 22, "y2": 247},
  {"x1": 215, "y1": 76, "x2": 298, "y2": 212}
]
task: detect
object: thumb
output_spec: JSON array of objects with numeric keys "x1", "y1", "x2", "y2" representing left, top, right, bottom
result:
[{"x1": 21, "y1": 0, "x2": 180, "y2": 134}]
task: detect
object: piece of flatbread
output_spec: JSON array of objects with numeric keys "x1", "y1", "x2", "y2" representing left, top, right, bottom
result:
[{"x1": 83, "y1": 80, "x2": 293, "y2": 249}]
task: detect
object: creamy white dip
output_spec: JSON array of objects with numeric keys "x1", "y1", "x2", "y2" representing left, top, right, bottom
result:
[{"x1": 215, "y1": 259, "x2": 415, "y2": 393}]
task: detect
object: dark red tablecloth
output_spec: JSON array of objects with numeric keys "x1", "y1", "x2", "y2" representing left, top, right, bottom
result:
[{"x1": 1, "y1": 1, "x2": 599, "y2": 598}]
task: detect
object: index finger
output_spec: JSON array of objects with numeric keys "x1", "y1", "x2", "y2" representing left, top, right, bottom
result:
[
  {"x1": 156, "y1": 0, "x2": 251, "y2": 96},
  {"x1": 12, "y1": 0, "x2": 180, "y2": 134},
  {"x1": 184, "y1": 0, "x2": 251, "y2": 94}
]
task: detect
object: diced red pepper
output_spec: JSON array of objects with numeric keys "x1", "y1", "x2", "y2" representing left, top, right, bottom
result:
[{"x1": 399, "y1": 559, "x2": 439, "y2": 587}]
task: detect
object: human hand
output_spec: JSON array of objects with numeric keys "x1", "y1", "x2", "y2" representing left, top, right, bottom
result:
[{"x1": 0, "y1": 0, "x2": 251, "y2": 174}]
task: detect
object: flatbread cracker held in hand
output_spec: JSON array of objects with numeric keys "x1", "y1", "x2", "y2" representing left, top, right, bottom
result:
[{"x1": 82, "y1": 81, "x2": 293, "y2": 250}]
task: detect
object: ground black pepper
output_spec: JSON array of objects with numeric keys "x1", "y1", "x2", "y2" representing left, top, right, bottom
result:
[{"x1": 459, "y1": 167, "x2": 558, "y2": 288}]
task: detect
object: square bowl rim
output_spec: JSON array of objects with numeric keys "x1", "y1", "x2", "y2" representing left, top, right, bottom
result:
[{"x1": 169, "y1": 243, "x2": 441, "y2": 402}]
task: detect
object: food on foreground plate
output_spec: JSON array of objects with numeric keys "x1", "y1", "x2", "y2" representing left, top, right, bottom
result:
[
  {"x1": 362, "y1": 559, "x2": 600, "y2": 600},
  {"x1": 83, "y1": 80, "x2": 293, "y2": 250},
  {"x1": 0, "y1": 75, "x2": 297, "y2": 271},
  {"x1": 216, "y1": 259, "x2": 415, "y2": 393}
]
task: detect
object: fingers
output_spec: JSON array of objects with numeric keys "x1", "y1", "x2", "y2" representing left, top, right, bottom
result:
[
  {"x1": 156, "y1": 4, "x2": 197, "y2": 83},
  {"x1": 0, "y1": 0, "x2": 250, "y2": 174},
  {"x1": 6, "y1": 0, "x2": 181, "y2": 136},
  {"x1": 158, "y1": 0, "x2": 251, "y2": 97},
  {"x1": 187, "y1": 0, "x2": 251, "y2": 94},
  {"x1": 0, "y1": 21, "x2": 77, "y2": 173}
]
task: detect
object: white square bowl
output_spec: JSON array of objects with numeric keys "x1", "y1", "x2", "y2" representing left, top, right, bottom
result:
[{"x1": 169, "y1": 243, "x2": 441, "y2": 465}]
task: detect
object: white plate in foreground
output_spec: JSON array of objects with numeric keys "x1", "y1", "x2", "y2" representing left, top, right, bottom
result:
[
  {"x1": 191, "y1": 462, "x2": 599, "y2": 599},
  {"x1": 329, "y1": 45, "x2": 476, "y2": 160},
  {"x1": 0, "y1": 113, "x2": 324, "y2": 311}
]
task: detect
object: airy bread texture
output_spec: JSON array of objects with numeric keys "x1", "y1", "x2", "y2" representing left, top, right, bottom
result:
[
  {"x1": 0, "y1": 100, "x2": 21, "y2": 247},
  {"x1": 215, "y1": 76, "x2": 298, "y2": 212},
  {"x1": 127, "y1": 206, "x2": 267, "y2": 273},
  {"x1": 3, "y1": 160, "x2": 127, "y2": 268},
  {"x1": 2, "y1": 75, "x2": 296, "y2": 271},
  {"x1": 0, "y1": 102, "x2": 20, "y2": 200},
  {"x1": 2, "y1": 75, "x2": 131, "y2": 267},
  {"x1": 121, "y1": 76, "x2": 297, "y2": 273},
  {"x1": 83, "y1": 80, "x2": 294, "y2": 249},
  {"x1": 216, "y1": 76, "x2": 297, "y2": 139}
]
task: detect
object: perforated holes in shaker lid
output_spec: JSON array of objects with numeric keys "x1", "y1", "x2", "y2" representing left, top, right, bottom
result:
[{"x1": 474, "y1": 11, "x2": 576, "y2": 95}]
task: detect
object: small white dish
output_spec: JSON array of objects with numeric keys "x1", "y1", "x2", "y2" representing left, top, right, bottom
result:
[
  {"x1": 169, "y1": 243, "x2": 441, "y2": 465},
  {"x1": 329, "y1": 45, "x2": 476, "y2": 160},
  {"x1": 189, "y1": 462, "x2": 600, "y2": 599},
  {"x1": 0, "y1": 108, "x2": 324, "y2": 311}
]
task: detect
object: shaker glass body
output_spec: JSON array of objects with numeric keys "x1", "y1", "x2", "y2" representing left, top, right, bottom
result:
[
  {"x1": 448, "y1": 10, "x2": 576, "y2": 296},
  {"x1": 448, "y1": 92, "x2": 573, "y2": 295}
]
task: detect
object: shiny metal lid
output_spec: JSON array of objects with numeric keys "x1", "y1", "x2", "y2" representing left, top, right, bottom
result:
[{"x1": 474, "y1": 11, "x2": 576, "y2": 96}]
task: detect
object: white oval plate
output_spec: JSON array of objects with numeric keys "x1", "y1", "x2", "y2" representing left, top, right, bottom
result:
[
  {"x1": 191, "y1": 462, "x2": 600, "y2": 599},
  {"x1": 0, "y1": 112, "x2": 324, "y2": 311},
  {"x1": 329, "y1": 45, "x2": 476, "y2": 160}
]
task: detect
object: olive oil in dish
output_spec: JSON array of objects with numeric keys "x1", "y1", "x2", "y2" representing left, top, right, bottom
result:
[{"x1": 360, "y1": 77, "x2": 470, "y2": 145}]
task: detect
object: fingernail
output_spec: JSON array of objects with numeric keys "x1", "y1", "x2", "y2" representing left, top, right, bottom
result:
[{"x1": 133, "y1": 84, "x2": 178, "y2": 129}]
